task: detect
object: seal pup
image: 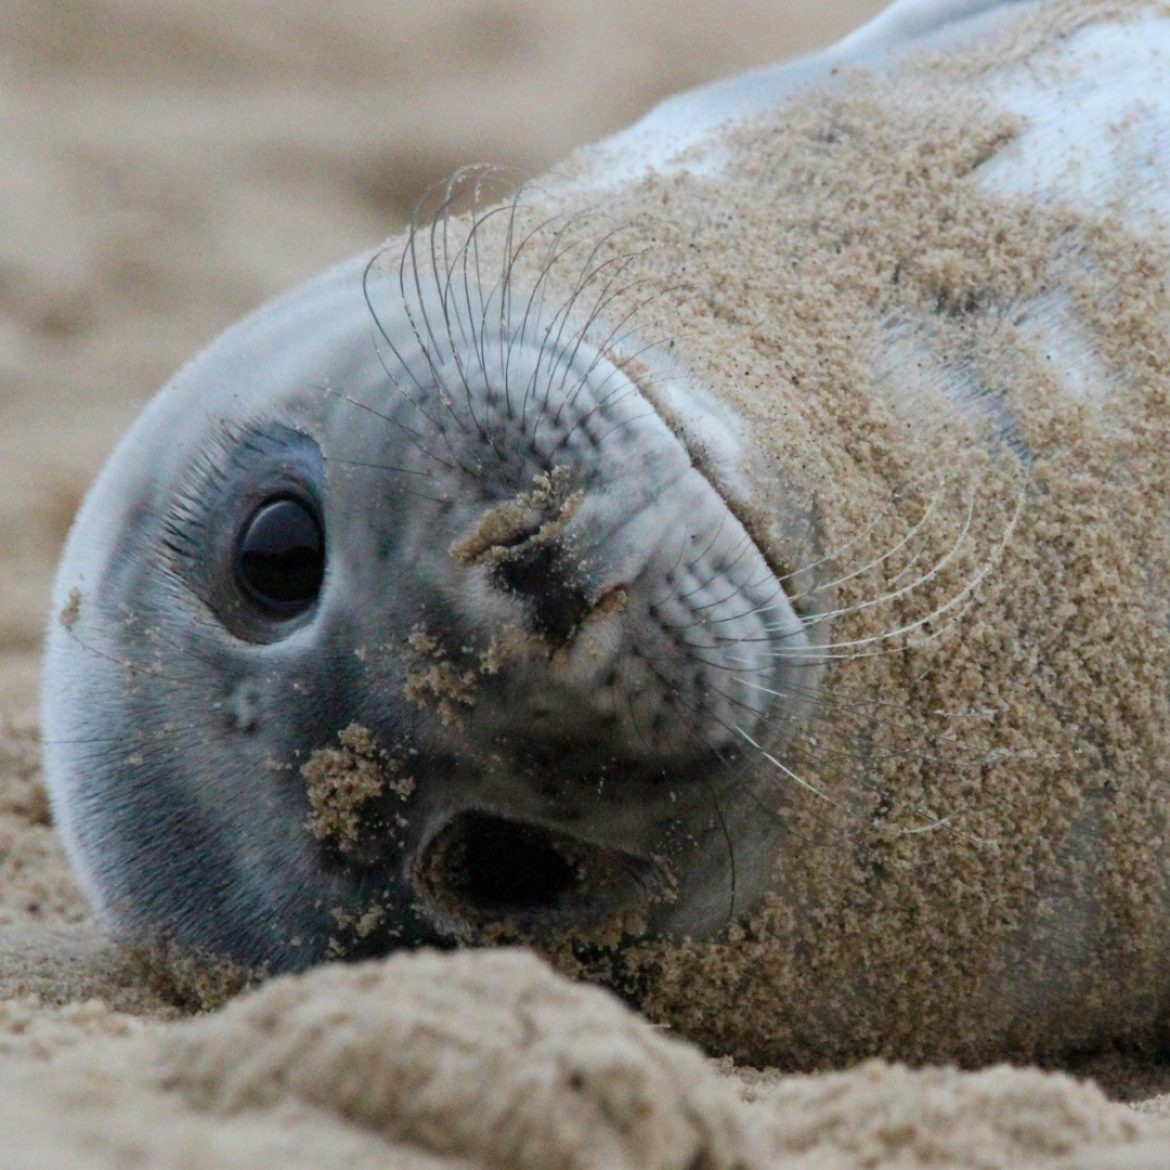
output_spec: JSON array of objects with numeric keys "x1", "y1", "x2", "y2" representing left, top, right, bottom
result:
[{"x1": 44, "y1": 0, "x2": 1170, "y2": 1067}]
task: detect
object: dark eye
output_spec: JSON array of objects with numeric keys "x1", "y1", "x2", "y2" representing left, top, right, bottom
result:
[{"x1": 234, "y1": 496, "x2": 325, "y2": 617}]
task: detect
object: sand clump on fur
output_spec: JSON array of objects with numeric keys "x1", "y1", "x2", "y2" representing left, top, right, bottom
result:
[{"x1": 302, "y1": 722, "x2": 394, "y2": 852}]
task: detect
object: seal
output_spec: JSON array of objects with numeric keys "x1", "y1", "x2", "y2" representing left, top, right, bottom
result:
[{"x1": 43, "y1": 0, "x2": 1170, "y2": 1067}]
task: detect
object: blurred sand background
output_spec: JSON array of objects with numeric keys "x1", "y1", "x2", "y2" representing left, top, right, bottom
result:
[{"x1": 8, "y1": 1, "x2": 1170, "y2": 1166}]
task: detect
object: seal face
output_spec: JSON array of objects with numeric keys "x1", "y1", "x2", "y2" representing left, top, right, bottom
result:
[{"x1": 43, "y1": 200, "x2": 817, "y2": 972}]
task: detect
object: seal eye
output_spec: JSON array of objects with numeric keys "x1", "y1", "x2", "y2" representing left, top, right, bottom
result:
[{"x1": 234, "y1": 496, "x2": 325, "y2": 617}]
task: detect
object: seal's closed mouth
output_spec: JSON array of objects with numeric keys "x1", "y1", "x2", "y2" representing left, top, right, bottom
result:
[{"x1": 415, "y1": 811, "x2": 659, "y2": 940}]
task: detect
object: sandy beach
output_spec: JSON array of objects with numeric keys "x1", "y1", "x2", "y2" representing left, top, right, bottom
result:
[{"x1": 7, "y1": 1, "x2": 1170, "y2": 1165}]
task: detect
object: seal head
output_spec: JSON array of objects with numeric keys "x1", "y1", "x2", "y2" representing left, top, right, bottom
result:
[{"x1": 43, "y1": 214, "x2": 817, "y2": 971}]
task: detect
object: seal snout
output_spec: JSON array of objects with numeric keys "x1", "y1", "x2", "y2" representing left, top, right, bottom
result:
[{"x1": 414, "y1": 810, "x2": 662, "y2": 942}]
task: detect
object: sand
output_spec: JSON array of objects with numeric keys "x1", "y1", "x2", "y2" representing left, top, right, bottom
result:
[{"x1": 8, "y1": 0, "x2": 1170, "y2": 1166}]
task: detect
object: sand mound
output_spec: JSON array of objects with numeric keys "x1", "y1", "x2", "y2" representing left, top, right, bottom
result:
[
  {"x1": 5, "y1": 947, "x2": 1170, "y2": 1169},
  {"x1": 164, "y1": 949, "x2": 758, "y2": 1170}
]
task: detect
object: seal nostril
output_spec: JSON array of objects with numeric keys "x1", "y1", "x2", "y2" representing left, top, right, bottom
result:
[
  {"x1": 452, "y1": 818, "x2": 577, "y2": 912},
  {"x1": 493, "y1": 542, "x2": 592, "y2": 647},
  {"x1": 416, "y1": 811, "x2": 659, "y2": 937}
]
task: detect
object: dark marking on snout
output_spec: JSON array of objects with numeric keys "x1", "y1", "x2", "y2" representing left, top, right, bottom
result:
[{"x1": 493, "y1": 538, "x2": 593, "y2": 647}]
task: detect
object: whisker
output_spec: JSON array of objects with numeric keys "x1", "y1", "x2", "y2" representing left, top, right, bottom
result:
[
  {"x1": 790, "y1": 483, "x2": 980, "y2": 637},
  {"x1": 785, "y1": 471, "x2": 947, "y2": 603},
  {"x1": 733, "y1": 724, "x2": 847, "y2": 812}
]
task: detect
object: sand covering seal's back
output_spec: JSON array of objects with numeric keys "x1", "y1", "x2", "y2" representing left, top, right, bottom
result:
[{"x1": 426, "y1": 0, "x2": 1170, "y2": 1066}]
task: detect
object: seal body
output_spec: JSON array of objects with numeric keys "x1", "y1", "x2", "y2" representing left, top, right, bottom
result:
[{"x1": 44, "y1": 0, "x2": 1170, "y2": 1066}]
